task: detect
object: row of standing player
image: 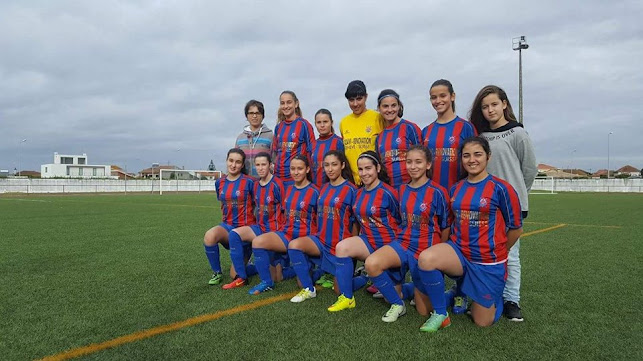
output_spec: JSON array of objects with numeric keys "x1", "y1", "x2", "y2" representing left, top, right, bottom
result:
[
  {"x1": 232, "y1": 79, "x2": 538, "y2": 322},
  {"x1": 205, "y1": 138, "x2": 522, "y2": 331}
]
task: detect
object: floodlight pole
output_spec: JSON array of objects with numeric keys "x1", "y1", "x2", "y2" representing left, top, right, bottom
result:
[
  {"x1": 18, "y1": 139, "x2": 27, "y2": 176},
  {"x1": 512, "y1": 36, "x2": 529, "y2": 124},
  {"x1": 607, "y1": 132, "x2": 613, "y2": 179}
]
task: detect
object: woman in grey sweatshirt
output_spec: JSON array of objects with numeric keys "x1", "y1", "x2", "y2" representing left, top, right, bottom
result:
[
  {"x1": 235, "y1": 100, "x2": 274, "y2": 178},
  {"x1": 469, "y1": 85, "x2": 538, "y2": 322}
]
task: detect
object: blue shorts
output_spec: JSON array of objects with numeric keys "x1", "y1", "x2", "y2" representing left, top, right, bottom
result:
[
  {"x1": 218, "y1": 223, "x2": 252, "y2": 255},
  {"x1": 309, "y1": 235, "x2": 338, "y2": 275},
  {"x1": 447, "y1": 241, "x2": 505, "y2": 320},
  {"x1": 249, "y1": 225, "x2": 265, "y2": 237},
  {"x1": 264, "y1": 231, "x2": 290, "y2": 267},
  {"x1": 218, "y1": 222, "x2": 234, "y2": 233},
  {"x1": 389, "y1": 241, "x2": 423, "y2": 293},
  {"x1": 360, "y1": 238, "x2": 404, "y2": 284},
  {"x1": 358, "y1": 235, "x2": 375, "y2": 253}
]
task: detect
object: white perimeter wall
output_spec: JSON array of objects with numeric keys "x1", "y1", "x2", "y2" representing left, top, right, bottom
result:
[
  {"x1": 531, "y1": 178, "x2": 643, "y2": 193},
  {"x1": 0, "y1": 178, "x2": 641, "y2": 194},
  {"x1": 0, "y1": 179, "x2": 215, "y2": 193}
]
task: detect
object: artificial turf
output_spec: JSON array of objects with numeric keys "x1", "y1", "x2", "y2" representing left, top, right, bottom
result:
[{"x1": 1, "y1": 192, "x2": 641, "y2": 360}]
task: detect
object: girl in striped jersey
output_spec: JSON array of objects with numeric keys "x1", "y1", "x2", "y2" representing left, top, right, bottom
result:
[
  {"x1": 363, "y1": 145, "x2": 451, "y2": 322},
  {"x1": 249, "y1": 155, "x2": 319, "y2": 295},
  {"x1": 203, "y1": 148, "x2": 256, "y2": 286},
  {"x1": 287, "y1": 150, "x2": 359, "y2": 303},
  {"x1": 375, "y1": 89, "x2": 422, "y2": 188},
  {"x1": 223, "y1": 152, "x2": 290, "y2": 290},
  {"x1": 423, "y1": 79, "x2": 477, "y2": 316},
  {"x1": 326, "y1": 150, "x2": 401, "y2": 313},
  {"x1": 271, "y1": 91, "x2": 316, "y2": 186},
  {"x1": 422, "y1": 79, "x2": 477, "y2": 190},
  {"x1": 311, "y1": 109, "x2": 344, "y2": 188},
  {"x1": 417, "y1": 137, "x2": 522, "y2": 331}
]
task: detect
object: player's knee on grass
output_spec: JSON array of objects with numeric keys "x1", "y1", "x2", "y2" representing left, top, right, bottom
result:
[{"x1": 471, "y1": 303, "x2": 495, "y2": 327}]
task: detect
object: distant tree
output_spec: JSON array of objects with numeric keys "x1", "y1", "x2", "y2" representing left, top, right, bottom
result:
[
  {"x1": 208, "y1": 160, "x2": 216, "y2": 171},
  {"x1": 640, "y1": 168, "x2": 643, "y2": 177},
  {"x1": 615, "y1": 173, "x2": 630, "y2": 179}
]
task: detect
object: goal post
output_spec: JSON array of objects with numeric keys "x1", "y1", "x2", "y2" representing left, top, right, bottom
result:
[
  {"x1": 530, "y1": 176, "x2": 556, "y2": 195},
  {"x1": 159, "y1": 169, "x2": 221, "y2": 195}
]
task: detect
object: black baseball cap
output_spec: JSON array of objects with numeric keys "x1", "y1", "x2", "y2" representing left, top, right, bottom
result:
[{"x1": 344, "y1": 80, "x2": 367, "y2": 99}]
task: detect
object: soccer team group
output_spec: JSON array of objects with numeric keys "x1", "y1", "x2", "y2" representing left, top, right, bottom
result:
[{"x1": 203, "y1": 79, "x2": 538, "y2": 332}]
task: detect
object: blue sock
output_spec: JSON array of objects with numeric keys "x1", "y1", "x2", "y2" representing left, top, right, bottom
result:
[
  {"x1": 371, "y1": 272, "x2": 403, "y2": 306},
  {"x1": 288, "y1": 249, "x2": 313, "y2": 290},
  {"x1": 228, "y1": 231, "x2": 247, "y2": 279},
  {"x1": 402, "y1": 282, "x2": 415, "y2": 300},
  {"x1": 245, "y1": 264, "x2": 257, "y2": 277},
  {"x1": 419, "y1": 269, "x2": 447, "y2": 315},
  {"x1": 312, "y1": 267, "x2": 324, "y2": 283},
  {"x1": 352, "y1": 275, "x2": 368, "y2": 292},
  {"x1": 204, "y1": 244, "x2": 221, "y2": 273},
  {"x1": 281, "y1": 266, "x2": 296, "y2": 280},
  {"x1": 252, "y1": 248, "x2": 274, "y2": 286},
  {"x1": 336, "y1": 256, "x2": 355, "y2": 298}
]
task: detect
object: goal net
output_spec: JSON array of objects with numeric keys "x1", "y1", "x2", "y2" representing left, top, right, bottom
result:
[
  {"x1": 159, "y1": 169, "x2": 221, "y2": 195},
  {"x1": 530, "y1": 176, "x2": 556, "y2": 195}
]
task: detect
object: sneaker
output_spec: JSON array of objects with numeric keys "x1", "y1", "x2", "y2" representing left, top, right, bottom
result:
[
  {"x1": 419, "y1": 312, "x2": 451, "y2": 332},
  {"x1": 503, "y1": 301, "x2": 524, "y2": 322},
  {"x1": 452, "y1": 296, "x2": 468, "y2": 315},
  {"x1": 410, "y1": 299, "x2": 416, "y2": 306},
  {"x1": 208, "y1": 272, "x2": 223, "y2": 285},
  {"x1": 328, "y1": 294, "x2": 356, "y2": 312},
  {"x1": 366, "y1": 284, "x2": 378, "y2": 294},
  {"x1": 321, "y1": 279, "x2": 334, "y2": 289},
  {"x1": 354, "y1": 265, "x2": 366, "y2": 277},
  {"x1": 315, "y1": 273, "x2": 333, "y2": 286},
  {"x1": 372, "y1": 290, "x2": 384, "y2": 299},
  {"x1": 222, "y1": 276, "x2": 247, "y2": 290},
  {"x1": 382, "y1": 303, "x2": 406, "y2": 322},
  {"x1": 290, "y1": 287, "x2": 317, "y2": 303},
  {"x1": 248, "y1": 281, "x2": 273, "y2": 295}
]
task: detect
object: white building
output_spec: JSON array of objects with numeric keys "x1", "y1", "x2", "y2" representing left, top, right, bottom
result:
[{"x1": 41, "y1": 153, "x2": 112, "y2": 178}]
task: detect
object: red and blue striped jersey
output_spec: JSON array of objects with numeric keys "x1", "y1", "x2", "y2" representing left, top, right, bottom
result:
[
  {"x1": 397, "y1": 181, "x2": 451, "y2": 259},
  {"x1": 272, "y1": 117, "x2": 316, "y2": 182},
  {"x1": 449, "y1": 175, "x2": 522, "y2": 264},
  {"x1": 316, "y1": 181, "x2": 357, "y2": 255},
  {"x1": 215, "y1": 174, "x2": 256, "y2": 227},
  {"x1": 375, "y1": 119, "x2": 422, "y2": 188},
  {"x1": 253, "y1": 176, "x2": 286, "y2": 233},
  {"x1": 422, "y1": 116, "x2": 477, "y2": 190},
  {"x1": 282, "y1": 183, "x2": 319, "y2": 240},
  {"x1": 311, "y1": 134, "x2": 345, "y2": 188},
  {"x1": 353, "y1": 181, "x2": 401, "y2": 251}
]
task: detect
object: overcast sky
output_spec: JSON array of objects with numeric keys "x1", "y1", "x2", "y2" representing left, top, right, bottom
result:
[{"x1": 1, "y1": 0, "x2": 641, "y2": 174}]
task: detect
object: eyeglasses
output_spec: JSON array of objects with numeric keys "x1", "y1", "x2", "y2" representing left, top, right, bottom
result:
[{"x1": 247, "y1": 112, "x2": 262, "y2": 117}]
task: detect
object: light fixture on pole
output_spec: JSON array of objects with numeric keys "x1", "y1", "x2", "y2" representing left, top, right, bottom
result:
[
  {"x1": 512, "y1": 36, "x2": 529, "y2": 124},
  {"x1": 18, "y1": 139, "x2": 27, "y2": 177},
  {"x1": 607, "y1": 132, "x2": 613, "y2": 179}
]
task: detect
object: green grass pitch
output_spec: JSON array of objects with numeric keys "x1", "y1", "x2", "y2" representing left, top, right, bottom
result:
[{"x1": 1, "y1": 192, "x2": 641, "y2": 360}]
